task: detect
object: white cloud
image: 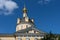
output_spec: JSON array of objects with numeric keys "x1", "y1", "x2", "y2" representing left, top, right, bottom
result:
[
  {"x1": 5, "y1": 1, "x2": 18, "y2": 11},
  {"x1": 38, "y1": 0, "x2": 52, "y2": 5},
  {"x1": 0, "y1": 0, "x2": 18, "y2": 15}
]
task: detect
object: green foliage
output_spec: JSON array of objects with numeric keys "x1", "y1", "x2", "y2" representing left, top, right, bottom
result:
[
  {"x1": 41, "y1": 32, "x2": 57, "y2": 40},
  {"x1": 58, "y1": 35, "x2": 60, "y2": 40}
]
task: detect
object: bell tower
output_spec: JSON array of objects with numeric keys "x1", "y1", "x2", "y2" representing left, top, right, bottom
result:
[
  {"x1": 16, "y1": 5, "x2": 34, "y2": 31},
  {"x1": 23, "y1": 5, "x2": 29, "y2": 22}
]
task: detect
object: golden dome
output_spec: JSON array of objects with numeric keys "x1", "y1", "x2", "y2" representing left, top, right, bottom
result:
[{"x1": 23, "y1": 5, "x2": 27, "y2": 13}]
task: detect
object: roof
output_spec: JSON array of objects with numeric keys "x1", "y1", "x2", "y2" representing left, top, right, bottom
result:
[
  {"x1": 15, "y1": 26, "x2": 45, "y2": 36},
  {"x1": 0, "y1": 33, "x2": 15, "y2": 37},
  {"x1": 16, "y1": 27, "x2": 45, "y2": 33},
  {"x1": 15, "y1": 26, "x2": 46, "y2": 37},
  {"x1": 17, "y1": 17, "x2": 34, "y2": 25},
  {"x1": 15, "y1": 33, "x2": 45, "y2": 37}
]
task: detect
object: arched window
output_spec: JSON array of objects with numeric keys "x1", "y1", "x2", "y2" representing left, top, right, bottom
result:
[
  {"x1": 34, "y1": 38, "x2": 38, "y2": 40},
  {"x1": 26, "y1": 38, "x2": 30, "y2": 40},
  {"x1": 26, "y1": 25, "x2": 28, "y2": 28},
  {"x1": 21, "y1": 25, "x2": 23, "y2": 29},
  {"x1": 18, "y1": 38, "x2": 22, "y2": 40}
]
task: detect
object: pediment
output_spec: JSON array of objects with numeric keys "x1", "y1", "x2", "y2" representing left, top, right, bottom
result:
[{"x1": 16, "y1": 27, "x2": 45, "y2": 34}]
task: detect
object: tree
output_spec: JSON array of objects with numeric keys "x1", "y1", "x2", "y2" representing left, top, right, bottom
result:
[{"x1": 41, "y1": 32, "x2": 56, "y2": 40}]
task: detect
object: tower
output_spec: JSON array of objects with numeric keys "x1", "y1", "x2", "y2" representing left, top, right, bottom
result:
[
  {"x1": 23, "y1": 5, "x2": 28, "y2": 18},
  {"x1": 16, "y1": 5, "x2": 34, "y2": 31}
]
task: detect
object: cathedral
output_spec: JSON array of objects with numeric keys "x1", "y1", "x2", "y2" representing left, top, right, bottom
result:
[{"x1": 0, "y1": 5, "x2": 46, "y2": 40}]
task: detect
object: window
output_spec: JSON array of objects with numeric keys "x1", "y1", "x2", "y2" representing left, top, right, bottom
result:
[
  {"x1": 34, "y1": 38, "x2": 38, "y2": 40},
  {"x1": 26, "y1": 25, "x2": 28, "y2": 28},
  {"x1": 26, "y1": 38, "x2": 30, "y2": 40},
  {"x1": 18, "y1": 38, "x2": 22, "y2": 40},
  {"x1": 21, "y1": 25, "x2": 23, "y2": 29}
]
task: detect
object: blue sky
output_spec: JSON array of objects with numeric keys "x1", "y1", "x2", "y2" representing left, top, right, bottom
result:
[{"x1": 0, "y1": 0, "x2": 60, "y2": 34}]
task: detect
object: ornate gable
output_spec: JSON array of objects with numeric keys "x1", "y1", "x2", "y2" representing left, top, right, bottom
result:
[{"x1": 16, "y1": 26, "x2": 45, "y2": 34}]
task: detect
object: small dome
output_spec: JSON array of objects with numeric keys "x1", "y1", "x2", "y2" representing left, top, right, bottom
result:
[{"x1": 23, "y1": 5, "x2": 27, "y2": 13}]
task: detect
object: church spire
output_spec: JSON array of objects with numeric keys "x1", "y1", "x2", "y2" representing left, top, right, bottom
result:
[{"x1": 23, "y1": 4, "x2": 28, "y2": 18}]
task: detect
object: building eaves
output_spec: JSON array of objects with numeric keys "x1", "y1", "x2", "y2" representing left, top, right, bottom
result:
[{"x1": 0, "y1": 33, "x2": 15, "y2": 37}]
